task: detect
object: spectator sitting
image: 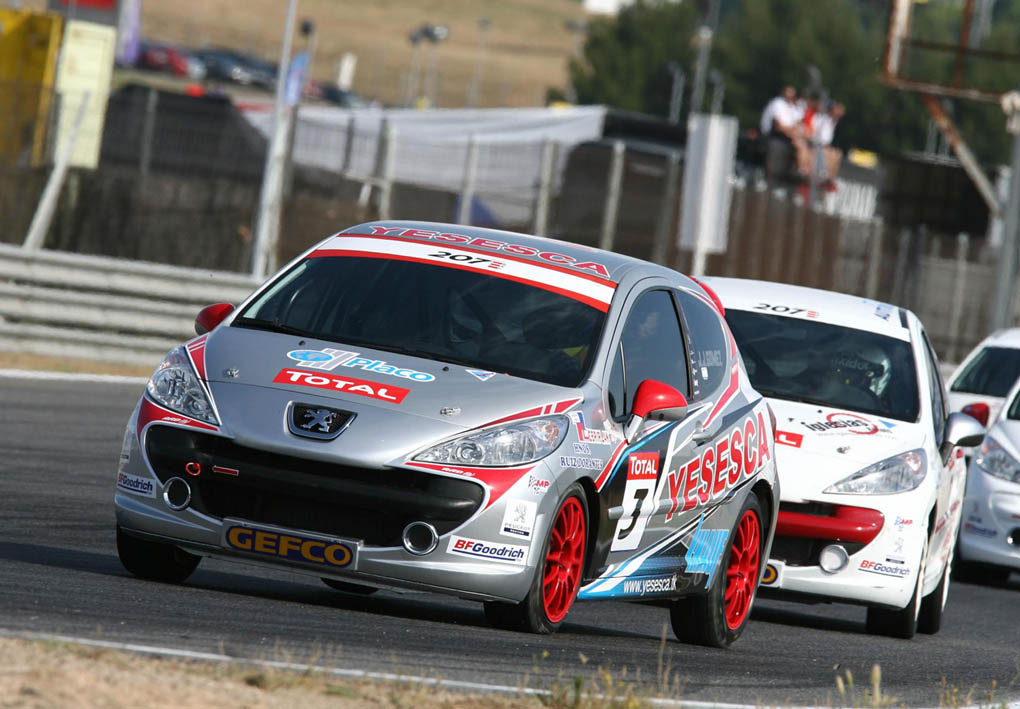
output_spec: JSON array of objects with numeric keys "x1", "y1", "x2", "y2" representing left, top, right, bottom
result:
[
  {"x1": 813, "y1": 102, "x2": 846, "y2": 186},
  {"x1": 760, "y1": 85, "x2": 808, "y2": 183}
]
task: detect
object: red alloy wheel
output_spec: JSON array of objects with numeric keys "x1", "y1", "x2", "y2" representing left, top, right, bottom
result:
[
  {"x1": 542, "y1": 497, "x2": 586, "y2": 624},
  {"x1": 724, "y1": 509, "x2": 761, "y2": 630}
]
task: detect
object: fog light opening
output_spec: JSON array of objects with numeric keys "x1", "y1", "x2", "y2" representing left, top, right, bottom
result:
[
  {"x1": 163, "y1": 477, "x2": 192, "y2": 511},
  {"x1": 1007, "y1": 528, "x2": 1020, "y2": 547},
  {"x1": 819, "y1": 544, "x2": 849, "y2": 574},
  {"x1": 402, "y1": 521, "x2": 439, "y2": 555}
]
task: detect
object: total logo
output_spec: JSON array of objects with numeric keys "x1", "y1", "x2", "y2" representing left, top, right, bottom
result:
[
  {"x1": 287, "y1": 348, "x2": 435, "y2": 382},
  {"x1": 859, "y1": 559, "x2": 910, "y2": 577},
  {"x1": 274, "y1": 369, "x2": 410, "y2": 404},
  {"x1": 447, "y1": 536, "x2": 528, "y2": 565}
]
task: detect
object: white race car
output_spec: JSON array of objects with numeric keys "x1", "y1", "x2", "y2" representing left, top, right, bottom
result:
[
  {"x1": 956, "y1": 375, "x2": 1020, "y2": 584},
  {"x1": 946, "y1": 328, "x2": 1020, "y2": 429},
  {"x1": 706, "y1": 278, "x2": 984, "y2": 638}
]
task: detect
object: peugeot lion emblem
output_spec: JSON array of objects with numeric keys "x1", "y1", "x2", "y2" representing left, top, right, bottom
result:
[{"x1": 287, "y1": 403, "x2": 355, "y2": 440}]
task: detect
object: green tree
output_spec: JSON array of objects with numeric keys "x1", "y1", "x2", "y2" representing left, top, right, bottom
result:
[{"x1": 569, "y1": 0, "x2": 698, "y2": 116}]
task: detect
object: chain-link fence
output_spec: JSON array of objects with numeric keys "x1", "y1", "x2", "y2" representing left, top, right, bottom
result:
[{"x1": 1, "y1": 81, "x2": 1009, "y2": 362}]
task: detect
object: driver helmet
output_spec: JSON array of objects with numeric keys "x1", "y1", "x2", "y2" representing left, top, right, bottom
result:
[{"x1": 832, "y1": 346, "x2": 891, "y2": 396}]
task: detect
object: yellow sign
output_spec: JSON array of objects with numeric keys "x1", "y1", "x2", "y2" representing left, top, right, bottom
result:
[
  {"x1": 54, "y1": 19, "x2": 115, "y2": 169},
  {"x1": 0, "y1": 9, "x2": 63, "y2": 165}
]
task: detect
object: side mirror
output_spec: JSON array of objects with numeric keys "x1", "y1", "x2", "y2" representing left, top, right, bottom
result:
[
  {"x1": 961, "y1": 402, "x2": 990, "y2": 428},
  {"x1": 195, "y1": 303, "x2": 235, "y2": 335},
  {"x1": 940, "y1": 411, "x2": 986, "y2": 463},
  {"x1": 625, "y1": 379, "x2": 688, "y2": 444}
]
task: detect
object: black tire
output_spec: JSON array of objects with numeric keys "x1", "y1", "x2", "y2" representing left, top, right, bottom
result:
[
  {"x1": 917, "y1": 555, "x2": 950, "y2": 635},
  {"x1": 953, "y1": 558, "x2": 1011, "y2": 586},
  {"x1": 321, "y1": 578, "x2": 377, "y2": 595},
  {"x1": 117, "y1": 525, "x2": 200, "y2": 583},
  {"x1": 483, "y1": 483, "x2": 588, "y2": 634},
  {"x1": 866, "y1": 535, "x2": 926, "y2": 639},
  {"x1": 670, "y1": 493, "x2": 765, "y2": 648}
]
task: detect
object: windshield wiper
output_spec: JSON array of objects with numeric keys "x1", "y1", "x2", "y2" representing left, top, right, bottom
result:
[{"x1": 233, "y1": 317, "x2": 314, "y2": 338}]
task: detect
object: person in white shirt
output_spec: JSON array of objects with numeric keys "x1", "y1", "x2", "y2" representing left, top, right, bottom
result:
[
  {"x1": 812, "y1": 102, "x2": 846, "y2": 183},
  {"x1": 760, "y1": 85, "x2": 810, "y2": 181}
]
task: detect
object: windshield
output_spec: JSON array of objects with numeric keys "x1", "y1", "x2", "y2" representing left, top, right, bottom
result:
[
  {"x1": 235, "y1": 255, "x2": 605, "y2": 388},
  {"x1": 726, "y1": 310, "x2": 920, "y2": 422},
  {"x1": 950, "y1": 346, "x2": 1020, "y2": 398}
]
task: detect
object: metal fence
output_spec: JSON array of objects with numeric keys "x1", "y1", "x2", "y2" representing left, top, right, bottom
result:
[{"x1": 0, "y1": 83, "x2": 1012, "y2": 365}]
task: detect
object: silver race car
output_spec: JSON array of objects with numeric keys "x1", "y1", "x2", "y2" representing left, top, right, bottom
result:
[{"x1": 115, "y1": 221, "x2": 779, "y2": 647}]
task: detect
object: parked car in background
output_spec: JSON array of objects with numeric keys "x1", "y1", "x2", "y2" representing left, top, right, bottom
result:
[
  {"x1": 114, "y1": 221, "x2": 779, "y2": 648},
  {"x1": 707, "y1": 278, "x2": 985, "y2": 639},
  {"x1": 956, "y1": 376, "x2": 1020, "y2": 585},
  {"x1": 137, "y1": 41, "x2": 205, "y2": 80},
  {"x1": 191, "y1": 48, "x2": 275, "y2": 90},
  {"x1": 311, "y1": 82, "x2": 371, "y2": 108},
  {"x1": 946, "y1": 328, "x2": 1020, "y2": 430}
]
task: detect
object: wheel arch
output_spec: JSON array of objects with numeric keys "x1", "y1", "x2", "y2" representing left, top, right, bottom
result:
[{"x1": 576, "y1": 475, "x2": 600, "y2": 577}]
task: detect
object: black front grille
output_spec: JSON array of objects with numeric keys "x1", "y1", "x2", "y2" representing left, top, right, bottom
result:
[{"x1": 144, "y1": 425, "x2": 484, "y2": 546}]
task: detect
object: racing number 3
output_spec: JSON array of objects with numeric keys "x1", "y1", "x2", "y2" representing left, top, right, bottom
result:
[{"x1": 611, "y1": 453, "x2": 660, "y2": 551}]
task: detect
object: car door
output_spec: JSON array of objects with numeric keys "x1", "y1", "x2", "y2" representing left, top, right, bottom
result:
[
  {"x1": 919, "y1": 328, "x2": 959, "y2": 558},
  {"x1": 585, "y1": 287, "x2": 703, "y2": 581}
]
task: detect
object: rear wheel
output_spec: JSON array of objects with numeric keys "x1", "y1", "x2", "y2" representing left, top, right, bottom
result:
[
  {"x1": 484, "y1": 484, "x2": 588, "y2": 634},
  {"x1": 670, "y1": 493, "x2": 764, "y2": 648},
  {"x1": 117, "y1": 526, "x2": 200, "y2": 583},
  {"x1": 866, "y1": 534, "x2": 926, "y2": 639}
]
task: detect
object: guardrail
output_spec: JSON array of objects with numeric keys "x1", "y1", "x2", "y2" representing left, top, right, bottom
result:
[{"x1": 0, "y1": 244, "x2": 262, "y2": 366}]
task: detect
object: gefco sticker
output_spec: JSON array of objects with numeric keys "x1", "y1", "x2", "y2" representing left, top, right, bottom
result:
[
  {"x1": 287, "y1": 348, "x2": 435, "y2": 382},
  {"x1": 225, "y1": 525, "x2": 354, "y2": 568},
  {"x1": 447, "y1": 535, "x2": 528, "y2": 565},
  {"x1": 364, "y1": 226, "x2": 611, "y2": 279},
  {"x1": 664, "y1": 410, "x2": 772, "y2": 520},
  {"x1": 274, "y1": 368, "x2": 409, "y2": 404}
]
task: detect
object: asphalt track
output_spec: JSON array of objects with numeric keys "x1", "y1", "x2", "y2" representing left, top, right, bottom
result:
[{"x1": 1, "y1": 375, "x2": 1018, "y2": 707}]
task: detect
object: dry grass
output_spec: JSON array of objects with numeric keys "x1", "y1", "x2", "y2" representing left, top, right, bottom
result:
[
  {"x1": 24, "y1": 0, "x2": 586, "y2": 108},
  {"x1": 0, "y1": 636, "x2": 537, "y2": 708}
]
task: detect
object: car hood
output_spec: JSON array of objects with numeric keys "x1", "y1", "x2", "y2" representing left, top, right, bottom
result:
[
  {"x1": 768, "y1": 398, "x2": 925, "y2": 501},
  {"x1": 197, "y1": 326, "x2": 580, "y2": 465}
]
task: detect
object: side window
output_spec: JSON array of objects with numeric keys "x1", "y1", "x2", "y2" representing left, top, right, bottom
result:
[
  {"x1": 921, "y1": 330, "x2": 947, "y2": 444},
  {"x1": 675, "y1": 288, "x2": 729, "y2": 400},
  {"x1": 607, "y1": 342, "x2": 626, "y2": 419},
  {"x1": 616, "y1": 289, "x2": 690, "y2": 415}
]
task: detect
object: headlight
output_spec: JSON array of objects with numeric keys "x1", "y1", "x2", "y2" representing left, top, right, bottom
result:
[
  {"x1": 824, "y1": 449, "x2": 927, "y2": 495},
  {"x1": 975, "y1": 438, "x2": 1020, "y2": 483},
  {"x1": 146, "y1": 346, "x2": 218, "y2": 425},
  {"x1": 414, "y1": 416, "x2": 568, "y2": 467}
]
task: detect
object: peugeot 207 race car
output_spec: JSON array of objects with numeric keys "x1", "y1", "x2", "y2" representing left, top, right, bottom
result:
[
  {"x1": 946, "y1": 328, "x2": 1020, "y2": 433},
  {"x1": 956, "y1": 375, "x2": 1020, "y2": 584},
  {"x1": 115, "y1": 221, "x2": 779, "y2": 647},
  {"x1": 705, "y1": 278, "x2": 984, "y2": 639}
]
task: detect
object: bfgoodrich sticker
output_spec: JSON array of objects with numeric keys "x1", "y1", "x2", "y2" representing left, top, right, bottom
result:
[
  {"x1": 117, "y1": 472, "x2": 156, "y2": 498},
  {"x1": 447, "y1": 536, "x2": 528, "y2": 565}
]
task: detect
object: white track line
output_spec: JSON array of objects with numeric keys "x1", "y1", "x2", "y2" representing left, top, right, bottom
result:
[
  {"x1": 0, "y1": 369, "x2": 147, "y2": 385},
  {"x1": 0, "y1": 629, "x2": 763, "y2": 708}
]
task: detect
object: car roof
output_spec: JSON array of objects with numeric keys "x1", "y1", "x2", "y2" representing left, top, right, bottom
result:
[
  {"x1": 704, "y1": 277, "x2": 913, "y2": 342},
  {"x1": 977, "y1": 327, "x2": 1020, "y2": 349},
  {"x1": 338, "y1": 220, "x2": 676, "y2": 284}
]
